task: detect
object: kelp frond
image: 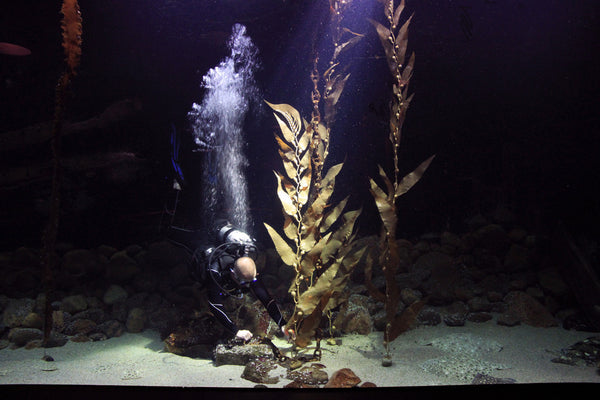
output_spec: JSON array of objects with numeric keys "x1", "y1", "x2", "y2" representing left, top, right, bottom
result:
[
  {"x1": 264, "y1": 101, "x2": 364, "y2": 348},
  {"x1": 365, "y1": 0, "x2": 435, "y2": 359}
]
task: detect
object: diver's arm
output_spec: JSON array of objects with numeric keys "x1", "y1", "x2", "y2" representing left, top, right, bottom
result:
[
  {"x1": 206, "y1": 269, "x2": 239, "y2": 335},
  {"x1": 250, "y1": 278, "x2": 286, "y2": 328}
]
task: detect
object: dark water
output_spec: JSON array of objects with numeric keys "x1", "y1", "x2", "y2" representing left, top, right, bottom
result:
[
  {"x1": 1, "y1": 0, "x2": 599, "y2": 249},
  {"x1": 2, "y1": 0, "x2": 599, "y2": 251}
]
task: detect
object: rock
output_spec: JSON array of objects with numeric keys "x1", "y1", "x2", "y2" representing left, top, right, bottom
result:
[
  {"x1": 395, "y1": 270, "x2": 430, "y2": 290},
  {"x1": 8, "y1": 327, "x2": 67, "y2": 348},
  {"x1": 64, "y1": 319, "x2": 97, "y2": 336},
  {"x1": 96, "y1": 245, "x2": 118, "y2": 259},
  {"x1": 0, "y1": 294, "x2": 9, "y2": 310},
  {"x1": 491, "y1": 205, "x2": 516, "y2": 228},
  {"x1": 125, "y1": 244, "x2": 143, "y2": 257},
  {"x1": 51, "y1": 310, "x2": 69, "y2": 333},
  {"x1": 472, "y1": 224, "x2": 510, "y2": 256},
  {"x1": 2, "y1": 298, "x2": 35, "y2": 327},
  {"x1": 21, "y1": 312, "x2": 43, "y2": 329},
  {"x1": 324, "y1": 368, "x2": 361, "y2": 388},
  {"x1": 440, "y1": 232, "x2": 462, "y2": 254},
  {"x1": 11, "y1": 247, "x2": 39, "y2": 268},
  {"x1": 140, "y1": 241, "x2": 189, "y2": 271},
  {"x1": 467, "y1": 312, "x2": 493, "y2": 323},
  {"x1": 147, "y1": 306, "x2": 183, "y2": 336},
  {"x1": 361, "y1": 382, "x2": 377, "y2": 387},
  {"x1": 106, "y1": 251, "x2": 140, "y2": 283},
  {"x1": 372, "y1": 310, "x2": 387, "y2": 331},
  {"x1": 70, "y1": 334, "x2": 92, "y2": 342},
  {"x1": 214, "y1": 343, "x2": 274, "y2": 366},
  {"x1": 443, "y1": 313, "x2": 466, "y2": 327},
  {"x1": 443, "y1": 301, "x2": 469, "y2": 327},
  {"x1": 525, "y1": 286, "x2": 545, "y2": 300},
  {"x1": 97, "y1": 320, "x2": 125, "y2": 338},
  {"x1": 509, "y1": 279, "x2": 528, "y2": 291},
  {"x1": 551, "y1": 336, "x2": 600, "y2": 366},
  {"x1": 110, "y1": 302, "x2": 128, "y2": 322},
  {"x1": 537, "y1": 268, "x2": 569, "y2": 297},
  {"x1": 72, "y1": 308, "x2": 106, "y2": 324},
  {"x1": 504, "y1": 244, "x2": 531, "y2": 272},
  {"x1": 465, "y1": 214, "x2": 489, "y2": 231},
  {"x1": 125, "y1": 292, "x2": 150, "y2": 310},
  {"x1": 496, "y1": 313, "x2": 521, "y2": 327},
  {"x1": 487, "y1": 291, "x2": 504, "y2": 303},
  {"x1": 287, "y1": 364, "x2": 328, "y2": 385},
  {"x1": 8, "y1": 327, "x2": 43, "y2": 346},
  {"x1": 89, "y1": 332, "x2": 108, "y2": 341},
  {"x1": 414, "y1": 240, "x2": 431, "y2": 253},
  {"x1": 334, "y1": 295, "x2": 373, "y2": 335},
  {"x1": 417, "y1": 308, "x2": 442, "y2": 326},
  {"x1": 103, "y1": 284, "x2": 128, "y2": 305},
  {"x1": 132, "y1": 273, "x2": 158, "y2": 293},
  {"x1": 507, "y1": 228, "x2": 527, "y2": 243},
  {"x1": 241, "y1": 359, "x2": 281, "y2": 384},
  {"x1": 467, "y1": 296, "x2": 492, "y2": 312},
  {"x1": 62, "y1": 249, "x2": 105, "y2": 278},
  {"x1": 60, "y1": 295, "x2": 88, "y2": 314},
  {"x1": 47, "y1": 333, "x2": 69, "y2": 348},
  {"x1": 126, "y1": 307, "x2": 146, "y2": 333},
  {"x1": 503, "y1": 291, "x2": 558, "y2": 327},
  {"x1": 418, "y1": 252, "x2": 460, "y2": 305},
  {"x1": 454, "y1": 286, "x2": 475, "y2": 302},
  {"x1": 400, "y1": 288, "x2": 422, "y2": 305}
]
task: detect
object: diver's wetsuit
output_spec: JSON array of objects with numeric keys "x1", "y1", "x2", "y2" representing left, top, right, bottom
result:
[{"x1": 205, "y1": 246, "x2": 286, "y2": 335}]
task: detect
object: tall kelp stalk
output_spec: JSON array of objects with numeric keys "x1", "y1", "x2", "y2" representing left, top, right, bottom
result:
[
  {"x1": 264, "y1": 0, "x2": 366, "y2": 349},
  {"x1": 41, "y1": 0, "x2": 82, "y2": 354},
  {"x1": 365, "y1": 0, "x2": 435, "y2": 366}
]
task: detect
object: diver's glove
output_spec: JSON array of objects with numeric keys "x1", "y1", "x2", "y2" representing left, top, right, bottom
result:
[{"x1": 235, "y1": 329, "x2": 253, "y2": 342}]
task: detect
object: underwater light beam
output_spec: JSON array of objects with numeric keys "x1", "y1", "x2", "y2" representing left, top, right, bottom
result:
[{"x1": 188, "y1": 24, "x2": 260, "y2": 234}]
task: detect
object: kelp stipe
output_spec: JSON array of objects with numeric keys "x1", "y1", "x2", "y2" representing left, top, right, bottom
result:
[
  {"x1": 307, "y1": 0, "x2": 361, "y2": 198},
  {"x1": 40, "y1": 0, "x2": 82, "y2": 353},
  {"x1": 364, "y1": 0, "x2": 435, "y2": 366},
  {"x1": 263, "y1": 1, "x2": 366, "y2": 349}
]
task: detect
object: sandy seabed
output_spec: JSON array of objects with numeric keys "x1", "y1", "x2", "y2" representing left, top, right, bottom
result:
[{"x1": 1, "y1": 320, "x2": 598, "y2": 398}]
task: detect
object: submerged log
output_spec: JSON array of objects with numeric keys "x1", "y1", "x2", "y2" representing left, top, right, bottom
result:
[
  {"x1": 0, "y1": 98, "x2": 145, "y2": 189},
  {"x1": 0, "y1": 151, "x2": 149, "y2": 188},
  {"x1": 0, "y1": 98, "x2": 142, "y2": 153}
]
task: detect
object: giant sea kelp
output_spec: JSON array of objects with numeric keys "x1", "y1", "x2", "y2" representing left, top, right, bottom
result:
[
  {"x1": 41, "y1": 0, "x2": 83, "y2": 351},
  {"x1": 365, "y1": 0, "x2": 435, "y2": 365},
  {"x1": 264, "y1": 0, "x2": 365, "y2": 349}
]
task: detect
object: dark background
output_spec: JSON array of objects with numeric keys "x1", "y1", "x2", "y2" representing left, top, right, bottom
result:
[{"x1": 1, "y1": 0, "x2": 599, "y2": 250}]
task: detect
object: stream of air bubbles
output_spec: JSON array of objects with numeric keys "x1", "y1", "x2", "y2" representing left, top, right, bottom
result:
[{"x1": 188, "y1": 24, "x2": 260, "y2": 234}]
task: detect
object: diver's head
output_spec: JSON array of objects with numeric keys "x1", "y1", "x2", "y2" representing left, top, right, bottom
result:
[{"x1": 230, "y1": 256, "x2": 257, "y2": 286}]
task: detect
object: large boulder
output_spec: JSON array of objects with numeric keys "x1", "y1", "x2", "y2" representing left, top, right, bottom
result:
[
  {"x1": 503, "y1": 291, "x2": 558, "y2": 327},
  {"x1": 2, "y1": 298, "x2": 35, "y2": 327}
]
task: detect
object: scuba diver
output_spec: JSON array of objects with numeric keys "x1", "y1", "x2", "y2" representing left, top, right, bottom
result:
[
  {"x1": 168, "y1": 219, "x2": 289, "y2": 341},
  {"x1": 186, "y1": 219, "x2": 287, "y2": 341},
  {"x1": 165, "y1": 125, "x2": 289, "y2": 341}
]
